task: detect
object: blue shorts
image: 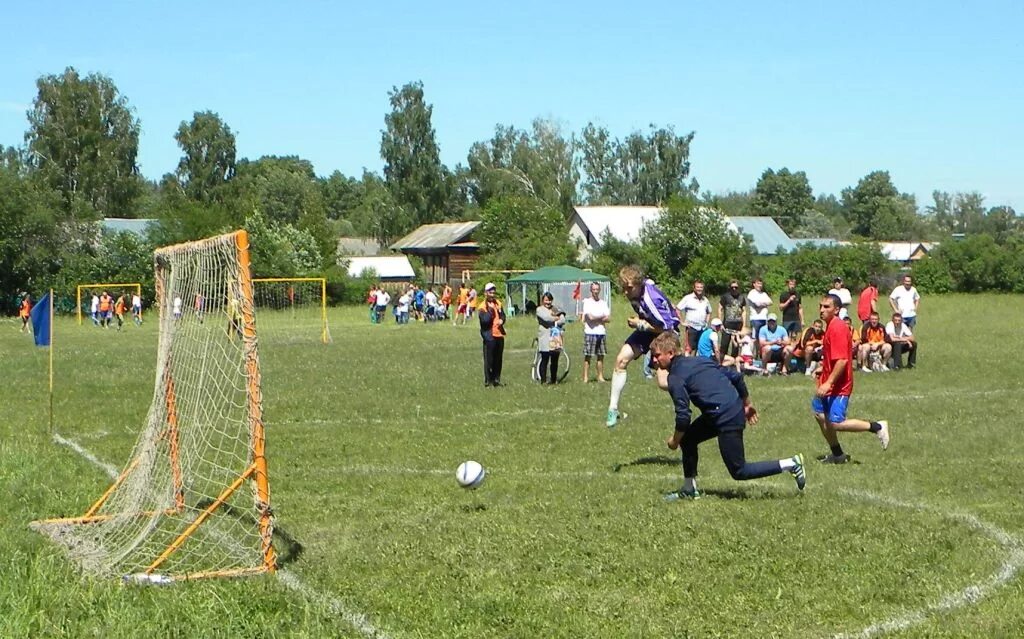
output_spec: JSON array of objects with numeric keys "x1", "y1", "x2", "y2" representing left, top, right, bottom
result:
[
  {"x1": 811, "y1": 395, "x2": 849, "y2": 424},
  {"x1": 624, "y1": 330, "x2": 656, "y2": 355}
]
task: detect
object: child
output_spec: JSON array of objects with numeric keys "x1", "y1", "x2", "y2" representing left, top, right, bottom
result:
[{"x1": 738, "y1": 328, "x2": 757, "y2": 373}]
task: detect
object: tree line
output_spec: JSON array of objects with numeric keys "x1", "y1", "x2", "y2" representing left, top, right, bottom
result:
[{"x1": 2, "y1": 67, "x2": 1021, "y2": 311}]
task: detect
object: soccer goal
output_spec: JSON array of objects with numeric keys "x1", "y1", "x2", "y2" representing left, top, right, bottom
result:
[
  {"x1": 76, "y1": 283, "x2": 142, "y2": 325},
  {"x1": 32, "y1": 231, "x2": 276, "y2": 582},
  {"x1": 252, "y1": 277, "x2": 331, "y2": 344}
]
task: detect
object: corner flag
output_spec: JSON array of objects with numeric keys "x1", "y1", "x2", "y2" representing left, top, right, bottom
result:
[{"x1": 30, "y1": 291, "x2": 52, "y2": 347}]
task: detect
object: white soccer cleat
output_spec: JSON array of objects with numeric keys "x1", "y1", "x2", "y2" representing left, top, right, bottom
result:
[{"x1": 877, "y1": 420, "x2": 890, "y2": 450}]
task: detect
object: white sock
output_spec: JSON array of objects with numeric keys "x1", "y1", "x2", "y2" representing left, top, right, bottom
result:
[
  {"x1": 608, "y1": 370, "x2": 628, "y2": 411},
  {"x1": 779, "y1": 457, "x2": 796, "y2": 471},
  {"x1": 683, "y1": 477, "x2": 697, "y2": 493}
]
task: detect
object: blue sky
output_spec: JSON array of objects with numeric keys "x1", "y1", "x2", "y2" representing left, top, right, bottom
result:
[{"x1": 2, "y1": 1, "x2": 1022, "y2": 209}]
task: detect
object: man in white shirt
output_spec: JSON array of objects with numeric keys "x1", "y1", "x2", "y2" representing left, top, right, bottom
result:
[
  {"x1": 889, "y1": 274, "x2": 920, "y2": 329},
  {"x1": 131, "y1": 293, "x2": 143, "y2": 326},
  {"x1": 885, "y1": 312, "x2": 917, "y2": 370},
  {"x1": 397, "y1": 292, "x2": 410, "y2": 324},
  {"x1": 581, "y1": 282, "x2": 611, "y2": 382},
  {"x1": 746, "y1": 278, "x2": 772, "y2": 354},
  {"x1": 828, "y1": 276, "x2": 852, "y2": 320},
  {"x1": 90, "y1": 294, "x2": 100, "y2": 326},
  {"x1": 375, "y1": 289, "x2": 390, "y2": 324},
  {"x1": 677, "y1": 279, "x2": 712, "y2": 356},
  {"x1": 424, "y1": 287, "x2": 439, "y2": 321}
]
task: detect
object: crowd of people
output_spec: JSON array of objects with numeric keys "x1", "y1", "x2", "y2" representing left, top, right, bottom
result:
[
  {"x1": 88, "y1": 290, "x2": 142, "y2": 331},
  {"x1": 366, "y1": 283, "x2": 463, "y2": 325}
]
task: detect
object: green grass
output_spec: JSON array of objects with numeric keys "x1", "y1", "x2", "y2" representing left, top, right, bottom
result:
[{"x1": 2, "y1": 295, "x2": 1024, "y2": 638}]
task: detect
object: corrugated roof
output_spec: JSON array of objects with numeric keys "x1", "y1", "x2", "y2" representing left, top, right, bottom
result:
[
  {"x1": 727, "y1": 217, "x2": 797, "y2": 254},
  {"x1": 878, "y1": 242, "x2": 934, "y2": 261},
  {"x1": 390, "y1": 221, "x2": 480, "y2": 250},
  {"x1": 573, "y1": 206, "x2": 661, "y2": 244},
  {"x1": 337, "y1": 237, "x2": 381, "y2": 256},
  {"x1": 345, "y1": 256, "x2": 415, "y2": 280},
  {"x1": 101, "y1": 218, "x2": 156, "y2": 236}
]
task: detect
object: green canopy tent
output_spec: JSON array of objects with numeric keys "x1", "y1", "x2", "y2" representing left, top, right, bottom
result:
[{"x1": 505, "y1": 265, "x2": 612, "y2": 317}]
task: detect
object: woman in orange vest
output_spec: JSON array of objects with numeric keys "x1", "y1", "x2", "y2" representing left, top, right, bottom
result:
[
  {"x1": 99, "y1": 291, "x2": 113, "y2": 329},
  {"x1": 478, "y1": 283, "x2": 506, "y2": 387},
  {"x1": 19, "y1": 292, "x2": 31, "y2": 333}
]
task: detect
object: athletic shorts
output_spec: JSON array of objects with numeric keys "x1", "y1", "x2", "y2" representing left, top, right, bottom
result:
[
  {"x1": 583, "y1": 334, "x2": 607, "y2": 357},
  {"x1": 457, "y1": 304, "x2": 468, "y2": 315},
  {"x1": 811, "y1": 395, "x2": 849, "y2": 424},
  {"x1": 624, "y1": 329, "x2": 662, "y2": 355}
]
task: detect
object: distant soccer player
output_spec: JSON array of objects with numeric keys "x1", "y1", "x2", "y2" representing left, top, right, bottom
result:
[
  {"x1": 811, "y1": 294, "x2": 890, "y2": 463},
  {"x1": 650, "y1": 331, "x2": 805, "y2": 499},
  {"x1": 19, "y1": 292, "x2": 32, "y2": 333},
  {"x1": 172, "y1": 295, "x2": 183, "y2": 322},
  {"x1": 90, "y1": 293, "x2": 100, "y2": 326},
  {"x1": 114, "y1": 293, "x2": 127, "y2": 331},
  {"x1": 194, "y1": 292, "x2": 204, "y2": 324},
  {"x1": 454, "y1": 283, "x2": 469, "y2": 326},
  {"x1": 131, "y1": 291, "x2": 143, "y2": 325},
  {"x1": 606, "y1": 265, "x2": 680, "y2": 428},
  {"x1": 99, "y1": 291, "x2": 113, "y2": 329}
]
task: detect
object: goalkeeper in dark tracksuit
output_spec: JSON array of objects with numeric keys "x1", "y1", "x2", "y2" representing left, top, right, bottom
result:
[{"x1": 649, "y1": 331, "x2": 807, "y2": 500}]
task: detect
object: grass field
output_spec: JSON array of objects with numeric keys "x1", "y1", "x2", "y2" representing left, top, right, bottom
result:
[{"x1": 2, "y1": 295, "x2": 1024, "y2": 638}]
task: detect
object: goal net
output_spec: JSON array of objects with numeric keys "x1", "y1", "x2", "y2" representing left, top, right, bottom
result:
[
  {"x1": 252, "y1": 278, "x2": 330, "y2": 344},
  {"x1": 77, "y1": 283, "x2": 143, "y2": 325},
  {"x1": 32, "y1": 231, "x2": 276, "y2": 582}
]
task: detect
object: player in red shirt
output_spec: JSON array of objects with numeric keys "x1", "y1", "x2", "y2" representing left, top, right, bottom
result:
[{"x1": 811, "y1": 294, "x2": 891, "y2": 463}]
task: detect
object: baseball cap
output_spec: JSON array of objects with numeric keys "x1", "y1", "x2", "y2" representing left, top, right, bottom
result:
[
  {"x1": 484, "y1": 282, "x2": 496, "y2": 292},
  {"x1": 833, "y1": 276, "x2": 843, "y2": 283},
  {"x1": 767, "y1": 313, "x2": 778, "y2": 321},
  {"x1": 710, "y1": 318, "x2": 723, "y2": 327}
]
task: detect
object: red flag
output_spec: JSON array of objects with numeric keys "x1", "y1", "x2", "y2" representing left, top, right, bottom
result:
[{"x1": 572, "y1": 281, "x2": 581, "y2": 300}]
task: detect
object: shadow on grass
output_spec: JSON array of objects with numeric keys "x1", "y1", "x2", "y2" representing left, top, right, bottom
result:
[
  {"x1": 612, "y1": 455, "x2": 680, "y2": 472},
  {"x1": 660, "y1": 487, "x2": 784, "y2": 501},
  {"x1": 194, "y1": 499, "x2": 305, "y2": 568}
]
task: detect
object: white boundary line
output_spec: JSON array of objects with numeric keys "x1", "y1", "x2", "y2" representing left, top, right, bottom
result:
[
  {"x1": 50, "y1": 434, "x2": 1024, "y2": 638},
  {"x1": 50, "y1": 433, "x2": 391, "y2": 639}
]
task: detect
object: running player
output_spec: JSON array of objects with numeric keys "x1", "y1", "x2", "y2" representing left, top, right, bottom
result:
[
  {"x1": 19, "y1": 292, "x2": 32, "y2": 333},
  {"x1": 114, "y1": 293, "x2": 127, "y2": 331}
]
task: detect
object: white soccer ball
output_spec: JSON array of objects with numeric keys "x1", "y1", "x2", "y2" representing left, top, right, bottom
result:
[{"x1": 456, "y1": 460, "x2": 486, "y2": 489}]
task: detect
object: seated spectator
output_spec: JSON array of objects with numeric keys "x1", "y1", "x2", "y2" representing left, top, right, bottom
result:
[
  {"x1": 858, "y1": 312, "x2": 892, "y2": 372},
  {"x1": 886, "y1": 312, "x2": 917, "y2": 370},
  {"x1": 697, "y1": 318, "x2": 736, "y2": 369},
  {"x1": 738, "y1": 328, "x2": 755, "y2": 373},
  {"x1": 758, "y1": 313, "x2": 790, "y2": 375},
  {"x1": 843, "y1": 316, "x2": 860, "y2": 358},
  {"x1": 785, "y1": 319, "x2": 824, "y2": 376}
]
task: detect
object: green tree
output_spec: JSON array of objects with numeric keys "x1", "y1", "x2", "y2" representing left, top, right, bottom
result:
[
  {"x1": 751, "y1": 168, "x2": 814, "y2": 233},
  {"x1": 467, "y1": 118, "x2": 579, "y2": 216},
  {"x1": 243, "y1": 209, "x2": 323, "y2": 277},
  {"x1": 580, "y1": 123, "x2": 696, "y2": 205},
  {"x1": 174, "y1": 111, "x2": 236, "y2": 203},
  {"x1": 320, "y1": 170, "x2": 364, "y2": 221},
  {"x1": 706, "y1": 189, "x2": 755, "y2": 217},
  {"x1": 0, "y1": 162, "x2": 60, "y2": 310},
  {"x1": 381, "y1": 81, "x2": 449, "y2": 228},
  {"x1": 840, "y1": 171, "x2": 921, "y2": 239},
  {"x1": 347, "y1": 171, "x2": 412, "y2": 247},
  {"x1": 26, "y1": 67, "x2": 141, "y2": 219},
  {"x1": 477, "y1": 195, "x2": 576, "y2": 269}
]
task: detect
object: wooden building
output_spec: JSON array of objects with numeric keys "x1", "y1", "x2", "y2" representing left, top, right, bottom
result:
[{"x1": 390, "y1": 221, "x2": 481, "y2": 286}]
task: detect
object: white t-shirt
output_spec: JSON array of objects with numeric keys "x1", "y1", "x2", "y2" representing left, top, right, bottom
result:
[
  {"x1": 581, "y1": 297, "x2": 610, "y2": 336},
  {"x1": 676, "y1": 293, "x2": 712, "y2": 330},
  {"x1": 828, "y1": 287, "x2": 853, "y2": 307},
  {"x1": 889, "y1": 285, "x2": 919, "y2": 318},
  {"x1": 425, "y1": 291, "x2": 438, "y2": 307},
  {"x1": 376, "y1": 291, "x2": 390, "y2": 307},
  {"x1": 739, "y1": 335, "x2": 754, "y2": 358},
  {"x1": 172, "y1": 297, "x2": 182, "y2": 315},
  {"x1": 746, "y1": 289, "x2": 771, "y2": 322},
  {"x1": 885, "y1": 321, "x2": 913, "y2": 339},
  {"x1": 131, "y1": 294, "x2": 141, "y2": 308},
  {"x1": 397, "y1": 294, "x2": 410, "y2": 313},
  {"x1": 91, "y1": 296, "x2": 99, "y2": 312}
]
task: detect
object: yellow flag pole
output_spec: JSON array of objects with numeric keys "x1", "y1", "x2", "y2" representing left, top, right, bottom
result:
[{"x1": 49, "y1": 288, "x2": 54, "y2": 434}]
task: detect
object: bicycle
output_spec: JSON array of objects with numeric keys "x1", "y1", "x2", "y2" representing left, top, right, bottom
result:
[{"x1": 531, "y1": 337, "x2": 571, "y2": 383}]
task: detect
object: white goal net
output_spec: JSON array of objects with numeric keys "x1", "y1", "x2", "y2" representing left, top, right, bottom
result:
[
  {"x1": 32, "y1": 231, "x2": 276, "y2": 581},
  {"x1": 252, "y1": 278, "x2": 331, "y2": 344}
]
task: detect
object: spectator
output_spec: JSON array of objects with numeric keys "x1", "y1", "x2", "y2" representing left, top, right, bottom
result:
[
  {"x1": 746, "y1": 278, "x2": 771, "y2": 355},
  {"x1": 828, "y1": 277, "x2": 852, "y2": 320},
  {"x1": 677, "y1": 279, "x2": 712, "y2": 356},
  {"x1": 857, "y1": 279, "x2": 879, "y2": 324},
  {"x1": 478, "y1": 283, "x2": 506, "y2": 386},
  {"x1": 424, "y1": 287, "x2": 438, "y2": 321},
  {"x1": 718, "y1": 279, "x2": 746, "y2": 361},
  {"x1": 90, "y1": 293, "x2": 100, "y2": 326},
  {"x1": 397, "y1": 290, "x2": 411, "y2": 324},
  {"x1": 844, "y1": 316, "x2": 860, "y2": 358},
  {"x1": 374, "y1": 287, "x2": 390, "y2": 324},
  {"x1": 758, "y1": 313, "x2": 790, "y2": 375},
  {"x1": 858, "y1": 312, "x2": 891, "y2": 372},
  {"x1": 886, "y1": 312, "x2": 917, "y2": 370},
  {"x1": 413, "y1": 285, "x2": 426, "y2": 321},
  {"x1": 778, "y1": 278, "x2": 804, "y2": 338},
  {"x1": 737, "y1": 328, "x2": 755, "y2": 372},
  {"x1": 536, "y1": 292, "x2": 566, "y2": 384},
  {"x1": 697, "y1": 318, "x2": 733, "y2": 368},
  {"x1": 786, "y1": 319, "x2": 825, "y2": 377},
  {"x1": 889, "y1": 274, "x2": 920, "y2": 329},
  {"x1": 581, "y1": 282, "x2": 611, "y2": 383}
]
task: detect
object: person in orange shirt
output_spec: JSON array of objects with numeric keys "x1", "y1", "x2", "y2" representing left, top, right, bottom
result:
[
  {"x1": 857, "y1": 312, "x2": 891, "y2": 372},
  {"x1": 19, "y1": 292, "x2": 32, "y2": 333},
  {"x1": 440, "y1": 283, "x2": 452, "y2": 318},
  {"x1": 98, "y1": 291, "x2": 113, "y2": 329},
  {"x1": 477, "y1": 283, "x2": 506, "y2": 386},
  {"x1": 454, "y1": 283, "x2": 469, "y2": 326},
  {"x1": 114, "y1": 293, "x2": 127, "y2": 331}
]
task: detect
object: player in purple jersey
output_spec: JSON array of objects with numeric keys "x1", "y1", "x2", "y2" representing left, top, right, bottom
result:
[{"x1": 606, "y1": 265, "x2": 681, "y2": 428}]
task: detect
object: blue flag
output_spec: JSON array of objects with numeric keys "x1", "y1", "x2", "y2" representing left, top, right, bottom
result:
[{"x1": 29, "y1": 292, "x2": 51, "y2": 347}]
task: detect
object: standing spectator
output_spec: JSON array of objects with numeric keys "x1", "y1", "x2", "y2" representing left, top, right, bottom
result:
[
  {"x1": 857, "y1": 279, "x2": 879, "y2": 324},
  {"x1": 778, "y1": 278, "x2": 804, "y2": 338},
  {"x1": 827, "y1": 277, "x2": 852, "y2": 320},
  {"x1": 606, "y1": 265, "x2": 679, "y2": 428},
  {"x1": 858, "y1": 312, "x2": 891, "y2": 372},
  {"x1": 758, "y1": 313, "x2": 790, "y2": 374},
  {"x1": 478, "y1": 283, "x2": 506, "y2": 387},
  {"x1": 90, "y1": 293, "x2": 100, "y2": 326},
  {"x1": 424, "y1": 287, "x2": 438, "y2": 320},
  {"x1": 366, "y1": 286, "x2": 378, "y2": 323},
  {"x1": 889, "y1": 274, "x2": 920, "y2": 329},
  {"x1": 885, "y1": 312, "x2": 917, "y2": 370},
  {"x1": 809, "y1": 294, "x2": 890, "y2": 464},
  {"x1": 581, "y1": 282, "x2": 610, "y2": 383},
  {"x1": 746, "y1": 278, "x2": 771, "y2": 355},
  {"x1": 413, "y1": 285, "x2": 425, "y2": 321},
  {"x1": 19, "y1": 292, "x2": 32, "y2": 333},
  {"x1": 396, "y1": 290, "x2": 411, "y2": 324},
  {"x1": 718, "y1": 280, "x2": 746, "y2": 362},
  {"x1": 132, "y1": 291, "x2": 143, "y2": 326},
  {"x1": 536, "y1": 292, "x2": 566, "y2": 384},
  {"x1": 374, "y1": 287, "x2": 390, "y2": 324},
  {"x1": 677, "y1": 279, "x2": 712, "y2": 356}
]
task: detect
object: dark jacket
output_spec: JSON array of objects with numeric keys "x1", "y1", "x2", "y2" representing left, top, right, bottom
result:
[
  {"x1": 666, "y1": 355, "x2": 748, "y2": 432},
  {"x1": 478, "y1": 299, "x2": 506, "y2": 341}
]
